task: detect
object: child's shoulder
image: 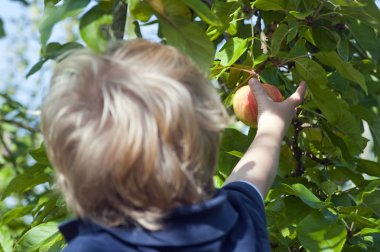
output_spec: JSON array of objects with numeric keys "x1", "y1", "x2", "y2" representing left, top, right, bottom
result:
[
  {"x1": 60, "y1": 181, "x2": 270, "y2": 252},
  {"x1": 59, "y1": 219, "x2": 136, "y2": 252}
]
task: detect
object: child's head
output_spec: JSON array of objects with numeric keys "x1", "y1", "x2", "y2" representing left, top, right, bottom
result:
[{"x1": 41, "y1": 39, "x2": 229, "y2": 230}]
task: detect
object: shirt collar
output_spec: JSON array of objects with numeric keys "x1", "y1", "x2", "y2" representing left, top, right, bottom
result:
[{"x1": 59, "y1": 189, "x2": 238, "y2": 247}]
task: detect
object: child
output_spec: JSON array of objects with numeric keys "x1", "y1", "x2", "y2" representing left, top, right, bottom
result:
[{"x1": 41, "y1": 39, "x2": 306, "y2": 251}]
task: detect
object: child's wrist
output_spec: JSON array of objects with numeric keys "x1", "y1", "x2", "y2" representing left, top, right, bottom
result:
[{"x1": 257, "y1": 117, "x2": 288, "y2": 139}]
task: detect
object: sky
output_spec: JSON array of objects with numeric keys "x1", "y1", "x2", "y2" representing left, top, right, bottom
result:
[
  {"x1": 0, "y1": 0, "x2": 160, "y2": 111},
  {"x1": 1, "y1": 0, "x2": 53, "y2": 111}
]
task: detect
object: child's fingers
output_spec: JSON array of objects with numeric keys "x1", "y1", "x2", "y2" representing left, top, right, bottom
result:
[
  {"x1": 248, "y1": 78, "x2": 272, "y2": 104},
  {"x1": 287, "y1": 81, "x2": 307, "y2": 106}
]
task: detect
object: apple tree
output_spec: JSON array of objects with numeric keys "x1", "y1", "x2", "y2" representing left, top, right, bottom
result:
[{"x1": 1, "y1": 0, "x2": 379, "y2": 251}]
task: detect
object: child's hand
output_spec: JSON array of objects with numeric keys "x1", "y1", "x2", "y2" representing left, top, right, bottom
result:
[
  {"x1": 226, "y1": 79, "x2": 306, "y2": 196},
  {"x1": 248, "y1": 78, "x2": 307, "y2": 137}
]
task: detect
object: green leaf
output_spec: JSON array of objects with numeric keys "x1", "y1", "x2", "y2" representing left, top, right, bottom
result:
[
  {"x1": 297, "y1": 212, "x2": 347, "y2": 252},
  {"x1": 278, "y1": 145, "x2": 296, "y2": 178},
  {"x1": 33, "y1": 193, "x2": 67, "y2": 226},
  {"x1": 282, "y1": 197, "x2": 311, "y2": 225},
  {"x1": 217, "y1": 127, "x2": 254, "y2": 177},
  {"x1": 270, "y1": 23, "x2": 288, "y2": 56},
  {"x1": 337, "y1": 34, "x2": 349, "y2": 61},
  {"x1": 370, "y1": 116, "x2": 380, "y2": 156},
  {"x1": 353, "y1": 180, "x2": 380, "y2": 205},
  {"x1": 125, "y1": 7, "x2": 140, "y2": 39},
  {"x1": 0, "y1": 18, "x2": 5, "y2": 38},
  {"x1": 14, "y1": 222, "x2": 59, "y2": 252},
  {"x1": 280, "y1": 183, "x2": 326, "y2": 209},
  {"x1": 289, "y1": 10, "x2": 313, "y2": 20},
  {"x1": 348, "y1": 211, "x2": 380, "y2": 228},
  {"x1": 363, "y1": 190, "x2": 380, "y2": 218},
  {"x1": 43, "y1": 42, "x2": 84, "y2": 59},
  {"x1": 181, "y1": 0, "x2": 222, "y2": 26},
  {"x1": 295, "y1": 57, "x2": 328, "y2": 87},
  {"x1": 253, "y1": 54, "x2": 268, "y2": 66},
  {"x1": 1, "y1": 205, "x2": 35, "y2": 225},
  {"x1": 159, "y1": 17, "x2": 214, "y2": 72},
  {"x1": 253, "y1": 0, "x2": 286, "y2": 11},
  {"x1": 348, "y1": 20, "x2": 380, "y2": 63},
  {"x1": 225, "y1": 150, "x2": 244, "y2": 158},
  {"x1": 300, "y1": 27, "x2": 316, "y2": 46},
  {"x1": 328, "y1": 0, "x2": 365, "y2": 7},
  {"x1": 321, "y1": 181, "x2": 337, "y2": 197},
  {"x1": 260, "y1": 65, "x2": 281, "y2": 85},
  {"x1": 315, "y1": 51, "x2": 367, "y2": 94},
  {"x1": 161, "y1": 0, "x2": 191, "y2": 18},
  {"x1": 45, "y1": 0, "x2": 60, "y2": 5},
  {"x1": 295, "y1": 59, "x2": 366, "y2": 158},
  {"x1": 213, "y1": 174, "x2": 224, "y2": 188},
  {"x1": 206, "y1": 1, "x2": 241, "y2": 40},
  {"x1": 342, "y1": 4, "x2": 380, "y2": 31},
  {"x1": 0, "y1": 226, "x2": 13, "y2": 252},
  {"x1": 288, "y1": 38, "x2": 307, "y2": 58},
  {"x1": 286, "y1": 21, "x2": 298, "y2": 43},
  {"x1": 1, "y1": 165, "x2": 51, "y2": 199},
  {"x1": 29, "y1": 144, "x2": 50, "y2": 166},
  {"x1": 331, "y1": 193, "x2": 354, "y2": 207},
  {"x1": 312, "y1": 27, "x2": 340, "y2": 51},
  {"x1": 356, "y1": 158, "x2": 380, "y2": 177},
  {"x1": 128, "y1": 0, "x2": 154, "y2": 22},
  {"x1": 79, "y1": 3, "x2": 113, "y2": 52},
  {"x1": 321, "y1": 121, "x2": 355, "y2": 164},
  {"x1": 39, "y1": 0, "x2": 91, "y2": 46},
  {"x1": 360, "y1": 228, "x2": 380, "y2": 236},
  {"x1": 26, "y1": 42, "x2": 83, "y2": 78},
  {"x1": 25, "y1": 59, "x2": 48, "y2": 78},
  {"x1": 39, "y1": 232, "x2": 65, "y2": 252},
  {"x1": 216, "y1": 37, "x2": 248, "y2": 66}
]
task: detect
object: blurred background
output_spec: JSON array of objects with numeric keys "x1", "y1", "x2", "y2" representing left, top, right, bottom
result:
[{"x1": 1, "y1": 0, "x2": 378, "y2": 157}]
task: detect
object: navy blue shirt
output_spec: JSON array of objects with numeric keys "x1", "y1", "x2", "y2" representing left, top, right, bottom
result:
[{"x1": 59, "y1": 181, "x2": 270, "y2": 251}]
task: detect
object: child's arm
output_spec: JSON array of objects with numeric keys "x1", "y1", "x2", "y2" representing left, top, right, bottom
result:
[{"x1": 224, "y1": 78, "x2": 307, "y2": 198}]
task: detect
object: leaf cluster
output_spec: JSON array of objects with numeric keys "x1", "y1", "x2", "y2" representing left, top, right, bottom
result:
[{"x1": 1, "y1": 0, "x2": 380, "y2": 251}]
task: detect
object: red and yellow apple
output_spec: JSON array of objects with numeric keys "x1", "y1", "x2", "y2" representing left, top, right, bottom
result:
[{"x1": 232, "y1": 84, "x2": 283, "y2": 127}]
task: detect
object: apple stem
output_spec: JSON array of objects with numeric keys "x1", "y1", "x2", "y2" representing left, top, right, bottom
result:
[
  {"x1": 228, "y1": 66, "x2": 259, "y2": 78},
  {"x1": 213, "y1": 65, "x2": 262, "y2": 90}
]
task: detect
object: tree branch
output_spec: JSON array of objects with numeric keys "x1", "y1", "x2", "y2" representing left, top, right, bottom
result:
[
  {"x1": 0, "y1": 119, "x2": 39, "y2": 133},
  {"x1": 286, "y1": 119, "x2": 333, "y2": 176},
  {"x1": 286, "y1": 120, "x2": 305, "y2": 177},
  {"x1": 303, "y1": 151, "x2": 333, "y2": 166},
  {"x1": 253, "y1": 11, "x2": 262, "y2": 35},
  {"x1": 313, "y1": 0, "x2": 325, "y2": 20},
  {"x1": 0, "y1": 132, "x2": 17, "y2": 168}
]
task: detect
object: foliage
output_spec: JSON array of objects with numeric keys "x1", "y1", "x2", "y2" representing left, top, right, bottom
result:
[{"x1": 1, "y1": 0, "x2": 380, "y2": 251}]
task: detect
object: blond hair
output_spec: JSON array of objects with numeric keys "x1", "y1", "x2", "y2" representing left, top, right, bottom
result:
[{"x1": 41, "y1": 39, "x2": 229, "y2": 230}]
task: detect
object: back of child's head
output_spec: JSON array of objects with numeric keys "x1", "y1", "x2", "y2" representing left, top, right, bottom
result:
[{"x1": 41, "y1": 39, "x2": 229, "y2": 230}]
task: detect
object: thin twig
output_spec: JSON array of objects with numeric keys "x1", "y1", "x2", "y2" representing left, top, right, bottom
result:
[
  {"x1": 250, "y1": 15, "x2": 255, "y2": 59},
  {"x1": 341, "y1": 218, "x2": 353, "y2": 238},
  {"x1": 212, "y1": 65, "x2": 259, "y2": 77},
  {"x1": 290, "y1": 120, "x2": 304, "y2": 176},
  {"x1": 312, "y1": 0, "x2": 325, "y2": 20},
  {"x1": 286, "y1": 119, "x2": 333, "y2": 176},
  {"x1": 303, "y1": 151, "x2": 333, "y2": 166},
  {"x1": 0, "y1": 133, "x2": 17, "y2": 169},
  {"x1": 0, "y1": 119, "x2": 39, "y2": 132}
]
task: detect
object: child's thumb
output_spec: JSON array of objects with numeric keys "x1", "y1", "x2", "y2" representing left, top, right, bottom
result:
[{"x1": 288, "y1": 81, "x2": 307, "y2": 106}]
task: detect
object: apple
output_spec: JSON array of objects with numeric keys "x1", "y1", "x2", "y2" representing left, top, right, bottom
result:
[{"x1": 232, "y1": 84, "x2": 283, "y2": 127}]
